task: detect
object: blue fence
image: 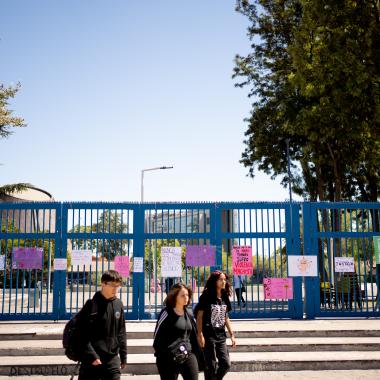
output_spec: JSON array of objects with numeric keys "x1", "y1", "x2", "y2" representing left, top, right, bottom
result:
[
  {"x1": 303, "y1": 202, "x2": 380, "y2": 318},
  {"x1": 0, "y1": 201, "x2": 379, "y2": 320}
]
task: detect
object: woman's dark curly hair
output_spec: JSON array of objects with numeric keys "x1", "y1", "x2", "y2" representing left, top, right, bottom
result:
[
  {"x1": 165, "y1": 282, "x2": 193, "y2": 309},
  {"x1": 203, "y1": 270, "x2": 231, "y2": 297}
]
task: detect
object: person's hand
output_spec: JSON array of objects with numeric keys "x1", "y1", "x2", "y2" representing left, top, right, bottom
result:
[
  {"x1": 92, "y1": 358, "x2": 102, "y2": 366},
  {"x1": 230, "y1": 335, "x2": 236, "y2": 348},
  {"x1": 197, "y1": 333, "x2": 205, "y2": 348},
  {"x1": 120, "y1": 362, "x2": 126, "y2": 369}
]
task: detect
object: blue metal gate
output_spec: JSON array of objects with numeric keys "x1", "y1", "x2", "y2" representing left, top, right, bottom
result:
[
  {"x1": 0, "y1": 202, "x2": 61, "y2": 320},
  {"x1": 4, "y1": 201, "x2": 379, "y2": 320},
  {"x1": 135, "y1": 202, "x2": 302, "y2": 319},
  {"x1": 303, "y1": 202, "x2": 380, "y2": 318}
]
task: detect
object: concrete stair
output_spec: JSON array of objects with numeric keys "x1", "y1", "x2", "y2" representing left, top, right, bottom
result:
[{"x1": 0, "y1": 319, "x2": 380, "y2": 376}]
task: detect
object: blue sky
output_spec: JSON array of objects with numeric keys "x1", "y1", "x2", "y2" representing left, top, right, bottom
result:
[{"x1": 0, "y1": 1, "x2": 297, "y2": 203}]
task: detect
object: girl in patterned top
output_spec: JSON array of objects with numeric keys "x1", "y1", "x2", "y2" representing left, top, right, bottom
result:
[{"x1": 196, "y1": 271, "x2": 236, "y2": 380}]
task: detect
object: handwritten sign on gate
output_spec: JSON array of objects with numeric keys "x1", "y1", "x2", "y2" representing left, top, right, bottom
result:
[
  {"x1": 161, "y1": 247, "x2": 182, "y2": 277},
  {"x1": 133, "y1": 257, "x2": 144, "y2": 273},
  {"x1": 334, "y1": 257, "x2": 355, "y2": 273},
  {"x1": 114, "y1": 256, "x2": 130, "y2": 277},
  {"x1": 54, "y1": 258, "x2": 67, "y2": 270},
  {"x1": 232, "y1": 246, "x2": 253, "y2": 275},
  {"x1": 71, "y1": 250, "x2": 92, "y2": 267},
  {"x1": 0, "y1": 255, "x2": 5, "y2": 270},
  {"x1": 186, "y1": 245, "x2": 215, "y2": 267},
  {"x1": 288, "y1": 255, "x2": 318, "y2": 277},
  {"x1": 263, "y1": 278, "x2": 293, "y2": 300},
  {"x1": 12, "y1": 247, "x2": 43, "y2": 270},
  {"x1": 374, "y1": 236, "x2": 380, "y2": 264}
]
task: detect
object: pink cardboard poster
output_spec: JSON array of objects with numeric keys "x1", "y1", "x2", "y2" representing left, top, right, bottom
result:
[
  {"x1": 263, "y1": 278, "x2": 293, "y2": 300},
  {"x1": 12, "y1": 247, "x2": 43, "y2": 270},
  {"x1": 186, "y1": 245, "x2": 215, "y2": 267},
  {"x1": 114, "y1": 256, "x2": 130, "y2": 277},
  {"x1": 232, "y1": 246, "x2": 253, "y2": 275}
]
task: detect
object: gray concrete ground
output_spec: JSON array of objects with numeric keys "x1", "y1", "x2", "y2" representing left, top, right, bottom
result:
[{"x1": 1, "y1": 371, "x2": 380, "y2": 380}]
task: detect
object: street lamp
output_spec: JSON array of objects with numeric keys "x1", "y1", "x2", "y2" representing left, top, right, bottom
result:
[
  {"x1": 285, "y1": 139, "x2": 292, "y2": 203},
  {"x1": 140, "y1": 166, "x2": 174, "y2": 202}
]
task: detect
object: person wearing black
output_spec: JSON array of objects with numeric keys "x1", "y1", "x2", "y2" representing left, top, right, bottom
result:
[
  {"x1": 196, "y1": 270, "x2": 236, "y2": 380},
  {"x1": 233, "y1": 274, "x2": 246, "y2": 307},
  {"x1": 153, "y1": 283, "x2": 202, "y2": 380},
  {"x1": 77, "y1": 270, "x2": 127, "y2": 380}
]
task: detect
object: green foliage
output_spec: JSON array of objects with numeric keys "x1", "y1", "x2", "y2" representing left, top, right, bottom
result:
[
  {"x1": 69, "y1": 211, "x2": 129, "y2": 261},
  {"x1": 0, "y1": 183, "x2": 32, "y2": 196},
  {"x1": 234, "y1": 0, "x2": 380, "y2": 202},
  {"x1": 0, "y1": 83, "x2": 26, "y2": 138}
]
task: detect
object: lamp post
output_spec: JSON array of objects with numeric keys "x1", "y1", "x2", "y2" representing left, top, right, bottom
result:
[
  {"x1": 140, "y1": 166, "x2": 174, "y2": 202},
  {"x1": 285, "y1": 139, "x2": 292, "y2": 203},
  {"x1": 140, "y1": 166, "x2": 173, "y2": 315}
]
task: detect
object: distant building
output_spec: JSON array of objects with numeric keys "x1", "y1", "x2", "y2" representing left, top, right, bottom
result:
[{"x1": 0, "y1": 186, "x2": 55, "y2": 233}]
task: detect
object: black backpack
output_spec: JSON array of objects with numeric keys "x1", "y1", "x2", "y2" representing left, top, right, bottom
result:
[{"x1": 62, "y1": 300, "x2": 97, "y2": 362}]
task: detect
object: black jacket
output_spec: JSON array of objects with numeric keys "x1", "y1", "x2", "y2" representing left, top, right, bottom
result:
[
  {"x1": 153, "y1": 307, "x2": 204, "y2": 370},
  {"x1": 78, "y1": 291, "x2": 127, "y2": 364}
]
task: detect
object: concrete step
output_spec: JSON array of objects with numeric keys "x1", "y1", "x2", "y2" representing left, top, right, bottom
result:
[
  {"x1": 2, "y1": 337, "x2": 380, "y2": 356},
  {"x1": 2, "y1": 328, "x2": 380, "y2": 340},
  {"x1": 1, "y1": 371, "x2": 380, "y2": 380},
  {"x1": 2, "y1": 319, "x2": 380, "y2": 340},
  {"x1": 2, "y1": 351, "x2": 380, "y2": 376}
]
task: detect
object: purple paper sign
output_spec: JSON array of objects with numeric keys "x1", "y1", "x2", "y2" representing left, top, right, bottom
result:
[
  {"x1": 263, "y1": 278, "x2": 293, "y2": 300},
  {"x1": 186, "y1": 245, "x2": 215, "y2": 267},
  {"x1": 12, "y1": 248, "x2": 43, "y2": 270},
  {"x1": 114, "y1": 256, "x2": 130, "y2": 277}
]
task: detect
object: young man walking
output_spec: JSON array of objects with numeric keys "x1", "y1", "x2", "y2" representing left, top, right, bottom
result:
[{"x1": 77, "y1": 270, "x2": 127, "y2": 380}]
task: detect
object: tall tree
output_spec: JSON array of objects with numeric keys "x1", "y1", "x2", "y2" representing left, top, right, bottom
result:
[
  {"x1": 0, "y1": 83, "x2": 30, "y2": 195},
  {"x1": 234, "y1": 0, "x2": 380, "y2": 202}
]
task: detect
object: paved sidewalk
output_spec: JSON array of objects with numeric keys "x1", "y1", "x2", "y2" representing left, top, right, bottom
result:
[{"x1": 1, "y1": 370, "x2": 380, "y2": 380}]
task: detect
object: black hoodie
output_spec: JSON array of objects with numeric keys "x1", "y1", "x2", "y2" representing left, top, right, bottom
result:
[
  {"x1": 153, "y1": 307, "x2": 204, "y2": 370},
  {"x1": 78, "y1": 291, "x2": 127, "y2": 364}
]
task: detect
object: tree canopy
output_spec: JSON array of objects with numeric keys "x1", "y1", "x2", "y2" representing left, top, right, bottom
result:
[
  {"x1": 0, "y1": 82, "x2": 30, "y2": 195},
  {"x1": 234, "y1": 0, "x2": 380, "y2": 201}
]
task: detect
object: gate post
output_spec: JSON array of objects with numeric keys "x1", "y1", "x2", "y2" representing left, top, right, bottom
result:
[
  {"x1": 134, "y1": 204, "x2": 145, "y2": 320},
  {"x1": 53, "y1": 203, "x2": 66, "y2": 320},
  {"x1": 302, "y1": 202, "x2": 318, "y2": 319},
  {"x1": 210, "y1": 203, "x2": 222, "y2": 271},
  {"x1": 290, "y1": 203, "x2": 303, "y2": 319}
]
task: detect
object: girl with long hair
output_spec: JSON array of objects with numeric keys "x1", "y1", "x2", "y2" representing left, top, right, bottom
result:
[
  {"x1": 153, "y1": 283, "x2": 202, "y2": 380},
  {"x1": 196, "y1": 270, "x2": 236, "y2": 380}
]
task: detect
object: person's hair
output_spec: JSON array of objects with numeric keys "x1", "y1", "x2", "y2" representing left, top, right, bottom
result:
[
  {"x1": 101, "y1": 270, "x2": 122, "y2": 284},
  {"x1": 165, "y1": 282, "x2": 193, "y2": 309},
  {"x1": 203, "y1": 270, "x2": 231, "y2": 297}
]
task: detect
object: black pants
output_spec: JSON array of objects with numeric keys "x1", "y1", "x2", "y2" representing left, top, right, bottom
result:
[
  {"x1": 234, "y1": 288, "x2": 245, "y2": 305},
  {"x1": 156, "y1": 352, "x2": 198, "y2": 380},
  {"x1": 203, "y1": 338, "x2": 231, "y2": 380},
  {"x1": 78, "y1": 355, "x2": 121, "y2": 380}
]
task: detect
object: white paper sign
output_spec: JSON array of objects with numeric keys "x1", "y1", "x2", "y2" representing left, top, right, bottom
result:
[
  {"x1": 71, "y1": 250, "x2": 92, "y2": 267},
  {"x1": 54, "y1": 258, "x2": 67, "y2": 270},
  {"x1": 161, "y1": 247, "x2": 182, "y2": 277},
  {"x1": 133, "y1": 257, "x2": 144, "y2": 273},
  {"x1": 0, "y1": 255, "x2": 5, "y2": 270},
  {"x1": 288, "y1": 255, "x2": 318, "y2": 277},
  {"x1": 334, "y1": 257, "x2": 355, "y2": 273}
]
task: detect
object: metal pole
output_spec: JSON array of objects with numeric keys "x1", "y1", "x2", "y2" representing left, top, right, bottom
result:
[
  {"x1": 286, "y1": 139, "x2": 292, "y2": 203},
  {"x1": 140, "y1": 170, "x2": 144, "y2": 203},
  {"x1": 140, "y1": 166, "x2": 174, "y2": 203}
]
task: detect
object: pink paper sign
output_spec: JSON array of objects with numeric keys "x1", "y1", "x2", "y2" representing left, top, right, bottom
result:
[
  {"x1": 232, "y1": 246, "x2": 253, "y2": 275},
  {"x1": 186, "y1": 245, "x2": 215, "y2": 267},
  {"x1": 12, "y1": 248, "x2": 43, "y2": 270},
  {"x1": 263, "y1": 278, "x2": 293, "y2": 300},
  {"x1": 114, "y1": 256, "x2": 130, "y2": 277}
]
